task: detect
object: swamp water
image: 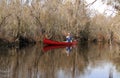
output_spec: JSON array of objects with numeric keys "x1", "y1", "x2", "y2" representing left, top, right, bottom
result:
[{"x1": 0, "y1": 43, "x2": 120, "y2": 78}]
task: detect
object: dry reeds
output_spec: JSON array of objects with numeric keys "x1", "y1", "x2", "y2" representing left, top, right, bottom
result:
[{"x1": 0, "y1": 0, "x2": 119, "y2": 44}]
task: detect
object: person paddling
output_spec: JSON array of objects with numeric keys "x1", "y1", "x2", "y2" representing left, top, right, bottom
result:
[{"x1": 66, "y1": 33, "x2": 73, "y2": 42}]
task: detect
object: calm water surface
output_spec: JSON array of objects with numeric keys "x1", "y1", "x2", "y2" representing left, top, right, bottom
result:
[{"x1": 0, "y1": 43, "x2": 120, "y2": 78}]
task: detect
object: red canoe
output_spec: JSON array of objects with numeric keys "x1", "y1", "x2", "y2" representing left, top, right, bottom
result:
[{"x1": 43, "y1": 38, "x2": 77, "y2": 45}]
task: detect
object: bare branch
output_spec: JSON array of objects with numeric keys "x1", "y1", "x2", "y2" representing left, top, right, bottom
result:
[
  {"x1": 86, "y1": 0, "x2": 97, "y2": 7},
  {"x1": 0, "y1": 14, "x2": 11, "y2": 28},
  {"x1": 30, "y1": 10, "x2": 42, "y2": 27}
]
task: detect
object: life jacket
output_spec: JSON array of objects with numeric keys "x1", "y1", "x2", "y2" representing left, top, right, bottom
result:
[{"x1": 66, "y1": 36, "x2": 72, "y2": 42}]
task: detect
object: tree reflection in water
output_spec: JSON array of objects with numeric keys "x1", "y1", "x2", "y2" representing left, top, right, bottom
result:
[{"x1": 0, "y1": 43, "x2": 120, "y2": 78}]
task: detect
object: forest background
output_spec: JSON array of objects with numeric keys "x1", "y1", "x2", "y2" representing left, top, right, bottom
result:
[{"x1": 0, "y1": 0, "x2": 120, "y2": 45}]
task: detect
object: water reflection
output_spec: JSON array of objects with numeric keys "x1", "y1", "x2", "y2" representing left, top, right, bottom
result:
[
  {"x1": 43, "y1": 45, "x2": 75, "y2": 56},
  {"x1": 0, "y1": 43, "x2": 120, "y2": 78},
  {"x1": 65, "y1": 46, "x2": 72, "y2": 56}
]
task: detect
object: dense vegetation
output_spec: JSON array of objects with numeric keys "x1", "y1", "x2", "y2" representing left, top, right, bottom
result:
[{"x1": 0, "y1": 0, "x2": 120, "y2": 45}]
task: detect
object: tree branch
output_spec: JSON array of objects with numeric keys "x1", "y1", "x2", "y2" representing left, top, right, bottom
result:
[
  {"x1": 0, "y1": 14, "x2": 11, "y2": 28},
  {"x1": 86, "y1": 0, "x2": 97, "y2": 7}
]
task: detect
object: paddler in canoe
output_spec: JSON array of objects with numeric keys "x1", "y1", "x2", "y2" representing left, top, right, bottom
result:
[
  {"x1": 66, "y1": 32, "x2": 73, "y2": 42},
  {"x1": 43, "y1": 32, "x2": 77, "y2": 45}
]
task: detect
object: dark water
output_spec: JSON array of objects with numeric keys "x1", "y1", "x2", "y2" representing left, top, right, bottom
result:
[{"x1": 0, "y1": 43, "x2": 120, "y2": 78}]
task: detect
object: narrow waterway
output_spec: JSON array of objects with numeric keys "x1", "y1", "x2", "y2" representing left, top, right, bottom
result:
[{"x1": 0, "y1": 43, "x2": 120, "y2": 78}]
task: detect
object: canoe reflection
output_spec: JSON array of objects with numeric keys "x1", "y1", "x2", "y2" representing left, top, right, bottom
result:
[{"x1": 43, "y1": 45, "x2": 74, "y2": 54}]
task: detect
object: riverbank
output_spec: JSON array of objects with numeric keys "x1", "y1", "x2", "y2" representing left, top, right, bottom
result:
[{"x1": 0, "y1": 0, "x2": 120, "y2": 47}]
